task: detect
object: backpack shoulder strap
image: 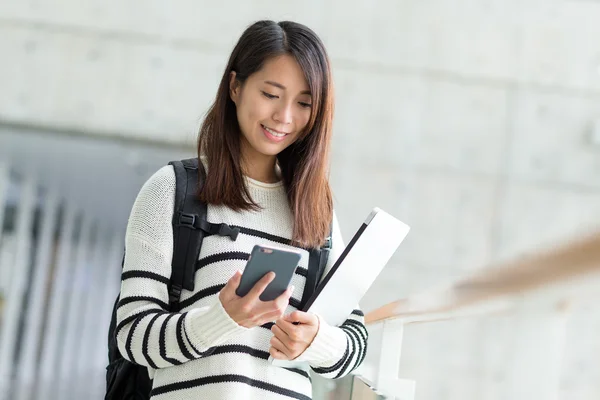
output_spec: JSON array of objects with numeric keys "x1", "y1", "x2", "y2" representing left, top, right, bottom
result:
[
  {"x1": 318, "y1": 221, "x2": 333, "y2": 281},
  {"x1": 300, "y1": 221, "x2": 333, "y2": 309},
  {"x1": 168, "y1": 157, "x2": 206, "y2": 310}
]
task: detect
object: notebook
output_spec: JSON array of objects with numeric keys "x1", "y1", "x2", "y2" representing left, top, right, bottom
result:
[{"x1": 269, "y1": 207, "x2": 410, "y2": 366}]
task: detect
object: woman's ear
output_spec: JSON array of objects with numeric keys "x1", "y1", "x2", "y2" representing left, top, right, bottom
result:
[{"x1": 229, "y1": 71, "x2": 241, "y2": 104}]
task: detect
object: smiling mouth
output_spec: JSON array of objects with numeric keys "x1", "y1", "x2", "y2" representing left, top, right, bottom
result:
[{"x1": 261, "y1": 125, "x2": 289, "y2": 138}]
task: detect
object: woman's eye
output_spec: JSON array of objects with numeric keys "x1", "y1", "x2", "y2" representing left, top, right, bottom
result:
[
  {"x1": 262, "y1": 91, "x2": 278, "y2": 99},
  {"x1": 299, "y1": 102, "x2": 312, "y2": 108}
]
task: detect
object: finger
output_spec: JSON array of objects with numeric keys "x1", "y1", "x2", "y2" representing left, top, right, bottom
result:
[
  {"x1": 221, "y1": 270, "x2": 242, "y2": 297},
  {"x1": 270, "y1": 336, "x2": 292, "y2": 359},
  {"x1": 269, "y1": 346, "x2": 289, "y2": 360},
  {"x1": 271, "y1": 324, "x2": 294, "y2": 348},
  {"x1": 256, "y1": 308, "x2": 286, "y2": 326},
  {"x1": 274, "y1": 285, "x2": 294, "y2": 303},
  {"x1": 254, "y1": 285, "x2": 293, "y2": 317},
  {"x1": 246, "y1": 271, "x2": 276, "y2": 301},
  {"x1": 275, "y1": 318, "x2": 298, "y2": 338},
  {"x1": 284, "y1": 310, "x2": 317, "y2": 325}
]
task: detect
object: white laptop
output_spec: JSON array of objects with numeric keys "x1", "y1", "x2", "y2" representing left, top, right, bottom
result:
[
  {"x1": 269, "y1": 207, "x2": 410, "y2": 366},
  {"x1": 303, "y1": 207, "x2": 410, "y2": 325}
]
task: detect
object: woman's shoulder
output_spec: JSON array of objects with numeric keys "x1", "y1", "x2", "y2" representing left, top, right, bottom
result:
[
  {"x1": 124, "y1": 165, "x2": 179, "y2": 260},
  {"x1": 130, "y1": 164, "x2": 177, "y2": 213},
  {"x1": 140, "y1": 164, "x2": 176, "y2": 194}
]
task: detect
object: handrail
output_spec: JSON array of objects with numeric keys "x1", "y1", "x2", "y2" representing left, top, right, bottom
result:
[{"x1": 365, "y1": 230, "x2": 600, "y2": 324}]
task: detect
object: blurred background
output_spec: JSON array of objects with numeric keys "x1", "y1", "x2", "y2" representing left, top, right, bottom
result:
[{"x1": 1, "y1": 0, "x2": 600, "y2": 399}]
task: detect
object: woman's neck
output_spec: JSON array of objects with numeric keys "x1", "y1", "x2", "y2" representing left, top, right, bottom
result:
[{"x1": 241, "y1": 151, "x2": 280, "y2": 184}]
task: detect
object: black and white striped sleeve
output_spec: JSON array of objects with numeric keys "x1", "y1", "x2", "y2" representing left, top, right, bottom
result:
[
  {"x1": 293, "y1": 308, "x2": 368, "y2": 379},
  {"x1": 316, "y1": 309, "x2": 368, "y2": 378},
  {"x1": 115, "y1": 166, "x2": 247, "y2": 369}
]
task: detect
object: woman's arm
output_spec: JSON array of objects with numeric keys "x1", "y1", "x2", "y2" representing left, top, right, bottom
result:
[
  {"x1": 271, "y1": 212, "x2": 369, "y2": 378},
  {"x1": 115, "y1": 166, "x2": 248, "y2": 369}
]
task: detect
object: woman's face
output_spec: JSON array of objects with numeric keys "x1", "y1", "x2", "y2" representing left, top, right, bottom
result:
[{"x1": 230, "y1": 54, "x2": 313, "y2": 163}]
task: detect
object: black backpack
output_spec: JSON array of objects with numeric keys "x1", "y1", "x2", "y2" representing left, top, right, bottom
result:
[{"x1": 105, "y1": 157, "x2": 332, "y2": 400}]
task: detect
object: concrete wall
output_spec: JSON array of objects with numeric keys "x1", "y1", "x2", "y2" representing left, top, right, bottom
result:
[{"x1": 1, "y1": 0, "x2": 600, "y2": 399}]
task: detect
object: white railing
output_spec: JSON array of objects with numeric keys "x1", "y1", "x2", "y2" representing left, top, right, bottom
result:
[{"x1": 358, "y1": 230, "x2": 600, "y2": 400}]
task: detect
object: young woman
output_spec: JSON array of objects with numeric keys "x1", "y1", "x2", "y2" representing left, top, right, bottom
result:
[{"x1": 116, "y1": 20, "x2": 368, "y2": 399}]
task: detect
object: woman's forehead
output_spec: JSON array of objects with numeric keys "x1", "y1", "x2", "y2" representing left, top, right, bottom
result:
[{"x1": 251, "y1": 55, "x2": 311, "y2": 94}]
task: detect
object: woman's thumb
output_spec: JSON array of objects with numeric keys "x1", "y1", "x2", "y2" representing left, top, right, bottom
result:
[
  {"x1": 222, "y1": 270, "x2": 242, "y2": 297},
  {"x1": 230, "y1": 269, "x2": 242, "y2": 286}
]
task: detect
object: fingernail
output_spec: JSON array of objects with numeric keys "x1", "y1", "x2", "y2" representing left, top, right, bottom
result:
[{"x1": 289, "y1": 285, "x2": 295, "y2": 292}]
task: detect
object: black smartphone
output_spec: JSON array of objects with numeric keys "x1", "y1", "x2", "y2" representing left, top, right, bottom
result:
[{"x1": 236, "y1": 245, "x2": 301, "y2": 301}]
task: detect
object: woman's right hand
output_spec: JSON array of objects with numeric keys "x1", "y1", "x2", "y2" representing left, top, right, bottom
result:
[{"x1": 219, "y1": 270, "x2": 293, "y2": 328}]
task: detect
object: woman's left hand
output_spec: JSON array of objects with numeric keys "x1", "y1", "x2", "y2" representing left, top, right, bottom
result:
[{"x1": 269, "y1": 311, "x2": 319, "y2": 360}]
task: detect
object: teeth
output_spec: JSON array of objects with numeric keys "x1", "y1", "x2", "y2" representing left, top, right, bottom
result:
[{"x1": 263, "y1": 125, "x2": 287, "y2": 137}]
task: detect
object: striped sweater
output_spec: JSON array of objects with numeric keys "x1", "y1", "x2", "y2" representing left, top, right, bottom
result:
[{"x1": 116, "y1": 165, "x2": 368, "y2": 400}]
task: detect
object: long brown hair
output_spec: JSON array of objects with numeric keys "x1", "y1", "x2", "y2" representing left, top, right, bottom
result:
[{"x1": 197, "y1": 20, "x2": 334, "y2": 248}]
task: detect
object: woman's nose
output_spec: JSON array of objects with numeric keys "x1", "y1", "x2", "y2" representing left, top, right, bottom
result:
[{"x1": 273, "y1": 103, "x2": 293, "y2": 125}]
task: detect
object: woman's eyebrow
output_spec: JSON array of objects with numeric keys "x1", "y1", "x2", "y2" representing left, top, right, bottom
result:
[{"x1": 264, "y1": 80, "x2": 311, "y2": 96}]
